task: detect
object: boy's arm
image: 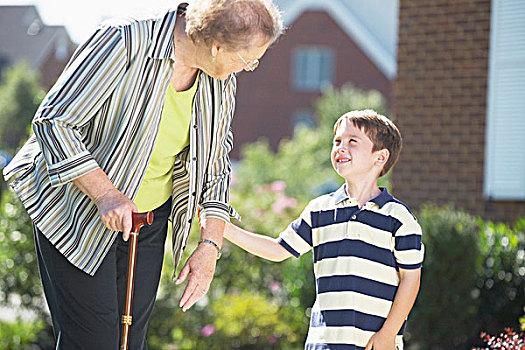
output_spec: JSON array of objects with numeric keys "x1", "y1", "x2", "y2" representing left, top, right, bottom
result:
[
  {"x1": 365, "y1": 268, "x2": 421, "y2": 350},
  {"x1": 224, "y1": 222, "x2": 292, "y2": 262}
]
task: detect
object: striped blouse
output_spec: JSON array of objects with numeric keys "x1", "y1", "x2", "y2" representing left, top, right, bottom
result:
[
  {"x1": 3, "y1": 4, "x2": 240, "y2": 276},
  {"x1": 278, "y1": 186, "x2": 424, "y2": 350}
]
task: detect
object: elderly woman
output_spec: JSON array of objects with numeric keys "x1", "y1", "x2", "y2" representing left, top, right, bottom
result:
[{"x1": 3, "y1": 0, "x2": 282, "y2": 348}]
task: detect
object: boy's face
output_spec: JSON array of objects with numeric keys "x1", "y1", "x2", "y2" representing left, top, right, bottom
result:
[{"x1": 331, "y1": 120, "x2": 384, "y2": 181}]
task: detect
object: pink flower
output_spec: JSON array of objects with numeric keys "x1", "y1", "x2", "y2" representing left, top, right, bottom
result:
[
  {"x1": 201, "y1": 324, "x2": 215, "y2": 337},
  {"x1": 271, "y1": 195, "x2": 298, "y2": 214},
  {"x1": 287, "y1": 197, "x2": 298, "y2": 208},
  {"x1": 268, "y1": 335, "x2": 278, "y2": 344},
  {"x1": 269, "y1": 281, "x2": 281, "y2": 293},
  {"x1": 270, "y1": 181, "x2": 286, "y2": 193}
]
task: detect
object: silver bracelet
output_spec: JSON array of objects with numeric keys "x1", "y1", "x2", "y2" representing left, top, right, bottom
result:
[{"x1": 198, "y1": 239, "x2": 222, "y2": 259}]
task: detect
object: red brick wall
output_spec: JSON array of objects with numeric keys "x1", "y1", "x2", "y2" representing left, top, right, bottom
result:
[
  {"x1": 231, "y1": 10, "x2": 392, "y2": 158},
  {"x1": 40, "y1": 42, "x2": 76, "y2": 89},
  {"x1": 393, "y1": 0, "x2": 525, "y2": 223}
]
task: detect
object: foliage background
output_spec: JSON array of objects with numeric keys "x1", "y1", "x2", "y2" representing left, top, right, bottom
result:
[
  {"x1": 0, "y1": 63, "x2": 44, "y2": 153},
  {"x1": 0, "y1": 64, "x2": 45, "y2": 201}
]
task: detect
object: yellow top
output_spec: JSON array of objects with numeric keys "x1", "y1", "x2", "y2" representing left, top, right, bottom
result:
[{"x1": 134, "y1": 75, "x2": 199, "y2": 212}]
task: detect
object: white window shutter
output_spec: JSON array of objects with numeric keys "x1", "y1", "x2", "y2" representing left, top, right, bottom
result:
[{"x1": 485, "y1": 0, "x2": 525, "y2": 200}]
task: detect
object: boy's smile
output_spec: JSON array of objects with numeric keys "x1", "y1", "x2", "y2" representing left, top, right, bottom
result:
[{"x1": 334, "y1": 154, "x2": 351, "y2": 164}]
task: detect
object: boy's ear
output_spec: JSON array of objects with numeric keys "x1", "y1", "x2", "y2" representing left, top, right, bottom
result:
[{"x1": 375, "y1": 149, "x2": 390, "y2": 166}]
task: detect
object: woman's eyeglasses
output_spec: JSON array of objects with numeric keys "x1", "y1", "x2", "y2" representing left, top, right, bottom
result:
[{"x1": 236, "y1": 52, "x2": 260, "y2": 72}]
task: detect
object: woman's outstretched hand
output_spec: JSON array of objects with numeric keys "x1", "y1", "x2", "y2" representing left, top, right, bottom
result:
[
  {"x1": 175, "y1": 242, "x2": 218, "y2": 311},
  {"x1": 175, "y1": 217, "x2": 225, "y2": 312}
]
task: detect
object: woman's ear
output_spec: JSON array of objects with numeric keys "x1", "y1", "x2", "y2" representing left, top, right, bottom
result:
[{"x1": 210, "y1": 42, "x2": 220, "y2": 60}]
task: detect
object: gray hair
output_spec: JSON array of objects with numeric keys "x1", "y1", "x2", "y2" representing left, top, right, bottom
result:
[{"x1": 186, "y1": 0, "x2": 284, "y2": 50}]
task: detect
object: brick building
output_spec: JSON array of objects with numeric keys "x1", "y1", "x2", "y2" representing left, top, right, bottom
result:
[
  {"x1": 0, "y1": 5, "x2": 76, "y2": 89},
  {"x1": 392, "y1": 0, "x2": 525, "y2": 222},
  {"x1": 232, "y1": 0, "x2": 397, "y2": 158}
]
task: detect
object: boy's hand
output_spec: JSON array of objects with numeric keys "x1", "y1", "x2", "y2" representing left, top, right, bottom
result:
[{"x1": 364, "y1": 330, "x2": 396, "y2": 350}]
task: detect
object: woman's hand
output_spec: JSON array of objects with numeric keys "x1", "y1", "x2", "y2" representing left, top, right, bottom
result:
[
  {"x1": 175, "y1": 217, "x2": 224, "y2": 312},
  {"x1": 72, "y1": 168, "x2": 137, "y2": 240},
  {"x1": 175, "y1": 242, "x2": 218, "y2": 311},
  {"x1": 94, "y1": 188, "x2": 137, "y2": 241}
]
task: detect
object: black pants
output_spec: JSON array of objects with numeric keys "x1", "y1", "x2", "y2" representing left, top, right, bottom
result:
[{"x1": 34, "y1": 199, "x2": 171, "y2": 350}]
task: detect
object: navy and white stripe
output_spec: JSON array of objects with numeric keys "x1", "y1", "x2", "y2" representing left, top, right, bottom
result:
[
  {"x1": 3, "y1": 3, "x2": 240, "y2": 276},
  {"x1": 277, "y1": 186, "x2": 423, "y2": 349}
]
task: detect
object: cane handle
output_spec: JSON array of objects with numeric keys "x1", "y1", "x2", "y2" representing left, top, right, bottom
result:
[{"x1": 131, "y1": 211, "x2": 154, "y2": 233}]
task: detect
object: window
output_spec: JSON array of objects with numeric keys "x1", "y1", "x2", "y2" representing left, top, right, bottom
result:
[
  {"x1": 484, "y1": 0, "x2": 525, "y2": 200},
  {"x1": 292, "y1": 47, "x2": 335, "y2": 92}
]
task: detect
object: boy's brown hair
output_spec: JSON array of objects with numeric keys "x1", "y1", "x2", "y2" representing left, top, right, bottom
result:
[{"x1": 333, "y1": 109, "x2": 402, "y2": 177}]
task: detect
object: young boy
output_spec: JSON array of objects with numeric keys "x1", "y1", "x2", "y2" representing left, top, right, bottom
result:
[{"x1": 225, "y1": 110, "x2": 423, "y2": 350}]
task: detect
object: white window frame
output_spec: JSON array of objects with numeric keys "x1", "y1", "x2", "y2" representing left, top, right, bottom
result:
[{"x1": 484, "y1": 0, "x2": 525, "y2": 200}]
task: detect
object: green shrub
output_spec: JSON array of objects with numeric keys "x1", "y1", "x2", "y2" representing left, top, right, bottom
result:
[
  {"x1": 211, "y1": 291, "x2": 297, "y2": 349},
  {"x1": 407, "y1": 207, "x2": 525, "y2": 350},
  {"x1": 407, "y1": 206, "x2": 481, "y2": 349},
  {"x1": 0, "y1": 63, "x2": 44, "y2": 152},
  {"x1": 0, "y1": 190, "x2": 46, "y2": 316},
  {"x1": 0, "y1": 189, "x2": 54, "y2": 348},
  {"x1": 475, "y1": 219, "x2": 525, "y2": 339},
  {"x1": 0, "y1": 318, "x2": 45, "y2": 350}
]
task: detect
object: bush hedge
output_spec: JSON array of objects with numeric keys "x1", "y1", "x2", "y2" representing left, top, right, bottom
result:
[{"x1": 407, "y1": 207, "x2": 525, "y2": 350}]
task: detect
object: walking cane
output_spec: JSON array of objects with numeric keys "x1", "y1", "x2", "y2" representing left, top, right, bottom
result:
[{"x1": 120, "y1": 211, "x2": 154, "y2": 350}]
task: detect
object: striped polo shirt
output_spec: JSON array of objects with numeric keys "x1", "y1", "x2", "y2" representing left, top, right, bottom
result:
[
  {"x1": 3, "y1": 3, "x2": 240, "y2": 276},
  {"x1": 278, "y1": 185, "x2": 424, "y2": 350}
]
